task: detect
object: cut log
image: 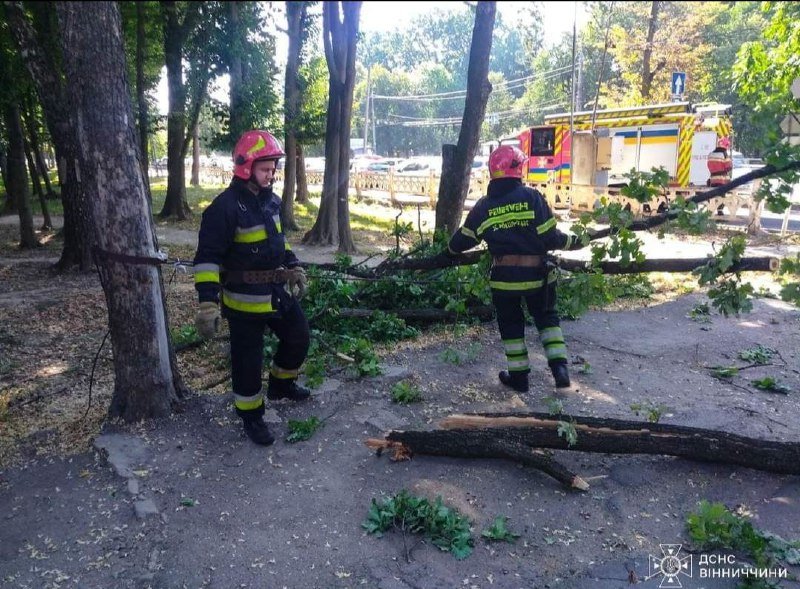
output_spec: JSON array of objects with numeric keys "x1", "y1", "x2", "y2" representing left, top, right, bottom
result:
[
  {"x1": 434, "y1": 412, "x2": 800, "y2": 475},
  {"x1": 365, "y1": 437, "x2": 589, "y2": 490},
  {"x1": 366, "y1": 411, "x2": 800, "y2": 491}
]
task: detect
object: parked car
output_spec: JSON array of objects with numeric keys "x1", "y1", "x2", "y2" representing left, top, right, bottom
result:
[
  {"x1": 365, "y1": 158, "x2": 403, "y2": 173},
  {"x1": 732, "y1": 151, "x2": 765, "y2": 180},
  {"x1": 395, "y1": 156, "x2": 442, "y2": 176}
]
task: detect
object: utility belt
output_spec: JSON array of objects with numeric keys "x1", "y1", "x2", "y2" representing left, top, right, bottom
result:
[
  {"x1": 223, "y1": 268, "x2": 289, "y2": 285},
  {"x1": 492, "y1": 254, "x2": 545, "y2": 268}
]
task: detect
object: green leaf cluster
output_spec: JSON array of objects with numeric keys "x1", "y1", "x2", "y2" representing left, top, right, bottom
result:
[
  {"x1": 687, "y1": 500, "x2": 800, "y2": 587},
  {"x1": 693, "y1": 236, "x2": 754, "y2": 316},
  {"x1": 629, "y1": 401, "x2": 668, "y2": 423},
  {"x1": 285, "y1": 416, "x2": 322, "y2": 444},
  {"x1": 481, "y1": 516, "x2": 520, "y2": 543},
  {"x1": 363, "y1": 490, "x2": 474, "y2": 560},
  {"x1": 391, "y1": 381, "x2": 423, "y2": 405},
  {"x1": 738, "y1": 345, "x2": 776, "y2": 365}
]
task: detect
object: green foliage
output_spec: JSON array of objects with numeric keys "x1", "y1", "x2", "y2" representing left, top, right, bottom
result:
[
  {"x1": 711, "y1": 366, "x2": 740, "y2": 379},
  {"x1": 693, "y1": 236, "x2": 755, "y2": 316},
  {"x1": 363, "y1": 490, "x2": 474, "y2": 560},
  {"x1": 687, "y1": 500, "x2": 800, "y2": 587},
  {"x1": 671, "y1": 196, "x2": 715, "y2": 235},
  {"x1": 629, "y1": 401, "x2": 668, "y2": 423},
  {"x1": 687, "y1": 302, "x2": 712, "y2": 322},
  {"x1": 738, "y1": 345, "x2": 776, "y2": 365},
  {"x1": 620, "y1": 168, "x2": 670, "y2": 204},
  {"x1": 439, "y1": 342, "x2": 481, "y2": 365},
  {"x1": 170, "y1": 324, "x2": 200, "y2": 347},
  {"x1": 557, "y1": 420, "x2": 578, "y2": 447},
  {"x1": 557, "y1": 272, "x2": 653, "y2": 319},
  {"x1": 391, "y1": 381, "x2": 423, "y2": 405},
  {"x1": 750, "y1": 377, "x2": 790, "y2": 395},
  {"x1": 481, "y1": 516, "x2": 520, "y2": 543},
  {"x1": 777, "y1": 255, "x2": 800, "y2": 307},
  {"x1": 340, "y1": 337, "x2": 382, "y2": 377},
  {"x1": 543, "y1": 396, "x2": 564, "y2": 415},
  {"x1": 286, "y1": 416, "x2": 322, "y2": 443}
]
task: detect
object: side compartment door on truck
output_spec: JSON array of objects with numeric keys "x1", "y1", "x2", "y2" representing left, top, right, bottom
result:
[
  {"x1": 689, "y1": 131, "x2": 717, "y2": 186},
  {"x1": 635, "y1": 123, "x2": 680, "y2": 179}
]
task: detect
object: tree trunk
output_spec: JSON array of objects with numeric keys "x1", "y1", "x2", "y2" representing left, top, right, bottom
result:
[
  {"x1": 369, "y1": 411, "x2": 800, "y2": 489},
  {"x1": 640, "y1": 1, "x2": 660, "y2": 101},
  {"x1": 303, "y1": 1, "x2": 360, "y2": 252},
  {"x1": 56, "y1": 0, "x2": 186, "y2": 420},
  {"x1": 434, "y1": 2, "x2": 495, "y2": 235},
  {"x1": 158, "y1": 0, "x2": 191, "y2": 220},
  {"x1": 190, "y1": 122, "x2": 200, "y2": 187},
  {"x1": 24, "y1": 134, "x2": 53, "y2": 230},
  {"x1": 227, "y1": 1, "x2": 244, "y2": 140},
  {"x1": 5, "y1": 1, "x2": 93, "y2": 271},
  {"x1": 135, "y1": 1, "x2": 150, "y2": 191},
  {"x1": 3, "y1": 101, "x2": 37, "y2": 247},
  {"x1": 281, "y1": 0, "x2": 304, "y2": 232},
  {"x1": 296, "y1": 142, "x2": 309, "y2": 204},
  {"x1": 23, "y1": 100, "x2": 57, "y2": 199}
]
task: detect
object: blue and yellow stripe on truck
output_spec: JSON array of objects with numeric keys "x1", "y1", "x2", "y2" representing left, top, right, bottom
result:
[{"x1": 614, "y1": 128, "x2": 678, "y2": 145}]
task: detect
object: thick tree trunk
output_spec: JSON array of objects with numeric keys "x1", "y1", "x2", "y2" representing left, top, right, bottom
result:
[
  {"x1": 5, "y1": 0, "x2": 93, "y2": 270},
  {"x1": 56, "y1": 1, "x2": 186, "y2": 420},
  {"x1": 303, "y1": 1, "x2": 360, "y2": 251},
  {"x1": 3, "y1": 102, "x2": 37, "y2": 247},
  {"x1": 434, "y1": 2, "x2": 495, "y2": 235},
  {"x1": 295, "y1": 143, "x2": 309, "y2": 204},
  {"x1": 135, "y1": 1, "x2": 150, "y2": 191},
  {"x1": 369, "y1": 411, "x2": 800, "y2": 489},
  {"x1": 158, "y1": 0, "x2": 191, "y2": 220},
  {"x1": 190, "y1": 122, "x2": 200, "y2": 187},
  {"x1": 640, "y1": 1, "x2": 660, "y2": 101},
  {"x1": 281, "y1": 1, "x2": 304, "y2": 231}
]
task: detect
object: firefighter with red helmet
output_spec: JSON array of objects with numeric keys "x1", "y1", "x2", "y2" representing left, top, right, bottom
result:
[
  {"x1": 193, "y1": 130, "x2": 310, "y2": 446},
  {"x1": 448, "y1": 145, "x2": 584, "y2": 392}
]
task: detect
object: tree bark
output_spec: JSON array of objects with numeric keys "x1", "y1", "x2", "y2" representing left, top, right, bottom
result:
[
  {"x1": 135, "y1": 0, "x2": 150, "y2": 191},
  {"x1": 303, "y1": 1, "x2": 360, "y2": 252},
  {"x1": 640, "y1": 1, "x2": 660, "y2": 101},
  {"x1": 55, "y1": 0, "x2": 186, "y2": 420},
  {"x1": 369, "y1": 411, "x2": 800, "y2": 489},
  {"x1": 3, "y1": 101, "x2": 37, "y2": 247},
  {"x1": 190, "y1": 122, "x2": 200, "y2": 187},
  {"x1": 295, "y1": 142, "x2": 309, "y2": 204},
  {"x1": 5, "y1": 0, "x2": 93, "y2": 270},
  {"x1": 281, "y1": 0, "x2": 305, "y2": 231},
  {"x1": 434, "y1": 2, "x2": 495, "y2": 235}
]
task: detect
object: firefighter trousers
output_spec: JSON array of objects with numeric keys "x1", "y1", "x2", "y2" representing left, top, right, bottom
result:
[
  {"x1": 227, "y1": 298, "x2": 310, "y2": 418},
  {"x1": 492, "y1": 282, "x2": 568, "y2": 374}
]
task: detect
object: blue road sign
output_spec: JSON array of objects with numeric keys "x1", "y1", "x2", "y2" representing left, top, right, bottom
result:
[{"x1": 672, "y1": 72, "x2": 686, "y2": 96}]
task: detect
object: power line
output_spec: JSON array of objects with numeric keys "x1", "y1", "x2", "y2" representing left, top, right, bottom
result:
[{"x1": 372, "y1": 65, "x2": 573, "y2": 102}]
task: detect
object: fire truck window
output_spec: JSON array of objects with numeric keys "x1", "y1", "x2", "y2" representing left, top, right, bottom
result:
[{"x1": 531, "y1": 129, "x2": 555, "y2": 156}]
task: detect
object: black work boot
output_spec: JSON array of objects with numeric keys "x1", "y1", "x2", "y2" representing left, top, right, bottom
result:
[
  {"x1": 550, "y1": 362, "x2": 571, "y2": 388},
  {"x1": 267, "y1": 376, "x2": 311, "y2": 402},
  {"x1": 242, "y1": 417, "x2": 275, "y2": 446},
  {"x1": 498, "y1": 370, "x2": 529, "y2": 393}
]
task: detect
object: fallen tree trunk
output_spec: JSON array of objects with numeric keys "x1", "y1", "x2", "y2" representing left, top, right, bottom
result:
[
  {"x1": 311, "y1": 252, "x2": 779, "y2": 276},
  {"x1": 338, "y1": 306, "x2": 494, "y2": 322},
  {"x1": 366, "y1": 411, "x2": 800, "y2": 490}
]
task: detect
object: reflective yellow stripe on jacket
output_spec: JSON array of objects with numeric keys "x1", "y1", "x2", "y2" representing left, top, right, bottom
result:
[
  {"x1": 222, "y1": 290, "x2": 274, "y2": 314},
  {"x1": 194, "y1": 263, "x2": 220, "y2": 285}
]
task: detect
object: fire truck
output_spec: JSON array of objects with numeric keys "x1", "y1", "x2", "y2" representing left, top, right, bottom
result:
[{"x1": 511, "y1": 102, "x2": 735, "y2": 214}]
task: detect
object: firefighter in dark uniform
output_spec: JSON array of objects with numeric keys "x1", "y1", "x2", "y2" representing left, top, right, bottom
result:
[
  {"x1": 448, "y1": 145, "x2": 584, "y2": 392},
  {"x1": 193, "y1": 130, "x2": 310, "y2": 446}
]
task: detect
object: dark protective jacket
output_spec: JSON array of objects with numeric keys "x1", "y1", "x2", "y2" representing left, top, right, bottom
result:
[
  {"x1": 448, "y1": 178, "x2": 576, "y2": 295},
  {"x1": 193, "y1": 178, "x2": 300, "y2": 317}
]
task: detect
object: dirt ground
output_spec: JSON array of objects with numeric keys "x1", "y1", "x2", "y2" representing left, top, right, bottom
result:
[{"x1": 1, "y1": 214, "x2": 800, "y2": 589}]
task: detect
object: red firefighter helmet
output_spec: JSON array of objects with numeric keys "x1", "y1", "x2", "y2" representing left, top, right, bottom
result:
[
  {"x1": 232, "y1": 130, "x2": 285, "y2": 180},
  {"x1": 488, "y1": 145, "x2": 528, "y2": 180}
]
